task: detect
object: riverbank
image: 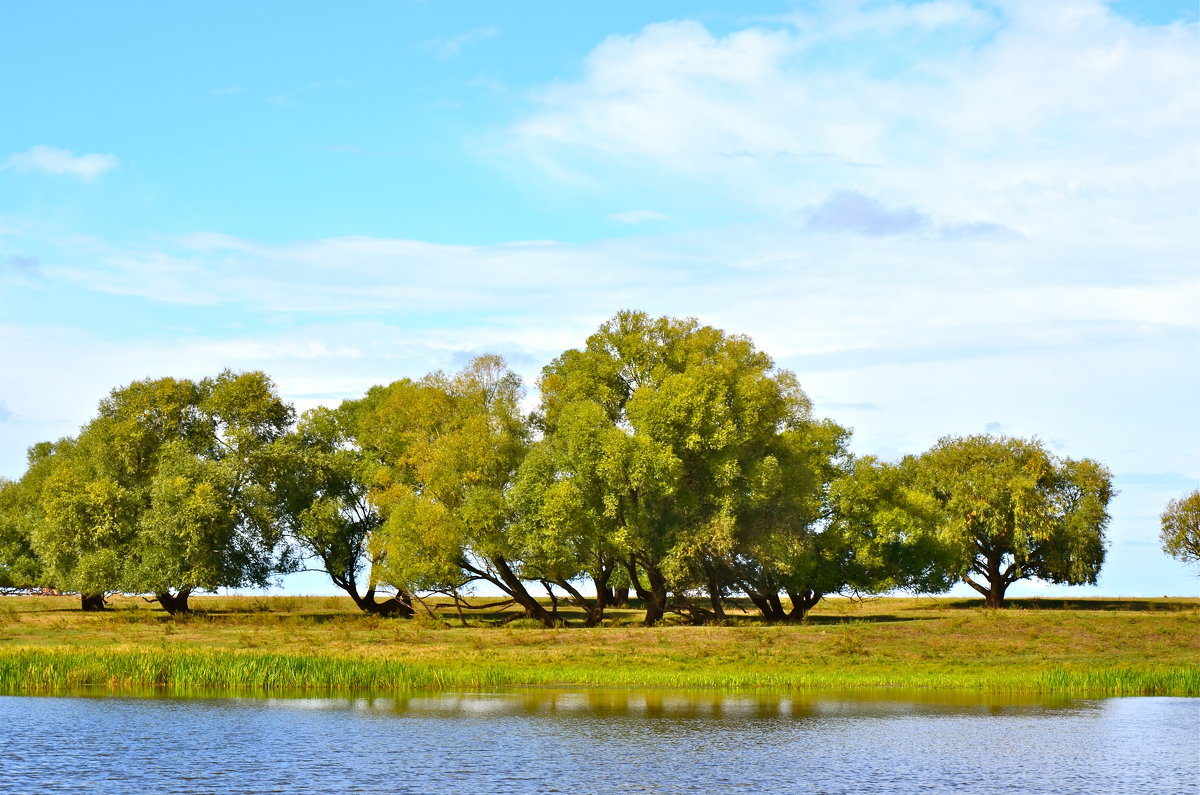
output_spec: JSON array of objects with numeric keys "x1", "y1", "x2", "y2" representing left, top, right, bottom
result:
[{"x1": 1, "y1": 595, "x2": 1196, "y2": 695}]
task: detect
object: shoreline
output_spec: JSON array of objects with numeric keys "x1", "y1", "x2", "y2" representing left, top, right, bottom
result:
[{"x1": 1, "y1": 595, "x2": 1196, "y2": 697}]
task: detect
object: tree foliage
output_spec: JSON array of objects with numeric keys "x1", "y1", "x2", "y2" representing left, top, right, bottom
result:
[
  {"x1": 0, "y1": 445, "x2": 54, "y2": 592},
  {"x1": 269, "y1": 404, "x2": 413, "y2": 616},
  {"x1": 908, "y1": 435, "x2": 1113, "y2": 607},
  {"x1": 28, "y1": 371, "x2": 294, "y2": 613},
  {"x1": 353, "y1": 356, "x2": 554, "y2": 623},
  {"x1": 527, "y1": 310, "x2": 895, "y2": 623},
  {"x1": 0, "y1": 313, "x2": 1125, "y2": 618},
  {"x1": 1160, "y1": 490, "x2": 1200, "y2": 567}
]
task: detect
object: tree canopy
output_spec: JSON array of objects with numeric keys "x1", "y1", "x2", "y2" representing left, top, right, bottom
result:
[
  {"x1": 1160, "y1": 490, "x2": 1200, "y2": 568},
  {"x1": 353, "y1": 356, "x2": 556, "y2": 623},
  {"x1": 529, "y1": 311, "x2": 890, "y2": 623},
  {"x1": 28, "y1": 371, "x2": 294, "y2": 613},
  {"x1": 0, "y1": 313, "x2": 1126, "y2": 618},
  {"x1": 908, "y1": 435, "x2": 1113, "y2": 607},
  {"x1": 268, "y1": 403, "x2": 414, "y2": 616}
]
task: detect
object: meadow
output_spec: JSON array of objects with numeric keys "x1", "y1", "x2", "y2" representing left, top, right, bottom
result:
[{"x1": 0, "y1": 595, "x2": 1196, "y2": 695}]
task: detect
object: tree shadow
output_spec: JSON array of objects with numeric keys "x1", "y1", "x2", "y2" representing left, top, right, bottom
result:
[
  {"x1": 944, "y1": 597, "x2": 1198, "y2": 612},
  {"x1": 801, "y1": 614, "x2": 934, "y2": 625}
]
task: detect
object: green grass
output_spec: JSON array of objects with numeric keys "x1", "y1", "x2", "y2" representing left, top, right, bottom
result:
[
  {"x1": 0, "y1": 647, "x2": 1194, "y2": 695},
  {"x1": 0, "y1": 595, "x2": 1196, "y2": 696}
]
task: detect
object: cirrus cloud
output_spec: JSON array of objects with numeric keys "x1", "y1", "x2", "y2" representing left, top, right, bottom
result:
[{"x1": 3, "y1": 145, "x2": 118, "y2": 180}]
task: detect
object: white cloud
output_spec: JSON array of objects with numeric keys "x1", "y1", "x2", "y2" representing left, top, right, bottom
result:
[
  {"x1": 502, "y1": 2, "x2": 1198, "y2": 245},
  {"x1": 3, "y1": 145, "x2": 118, "y2": 180}
]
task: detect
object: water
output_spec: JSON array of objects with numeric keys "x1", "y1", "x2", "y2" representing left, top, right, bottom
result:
[{"x1": 0, "y1": 690, "x2": 1196, "y2": 794}]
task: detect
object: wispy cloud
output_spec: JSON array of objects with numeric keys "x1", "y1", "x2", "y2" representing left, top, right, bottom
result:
[
  {"x1": 805, "y1": 190, "x2": 1023, "y2": 240},
  {"x1": 419, "y1": 27, "x2": 499, "y2": 59},
  {"x1": 501, "y1": 5, "x2": 1198, "y2": 246},
  {"x1": 211, "y1": 85, "x2": 245, "y2": 96},
  {"x1": 3, "y1": 145, "x2": 118, "y2": 180},
  {"x1": 807, "y1": 190, "x2": 928, "y2": 236}
]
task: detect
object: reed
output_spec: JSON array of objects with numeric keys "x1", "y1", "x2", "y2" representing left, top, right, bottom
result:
[{"x1": 0, "y1": 646, "x2": 1196, "y2": 696}]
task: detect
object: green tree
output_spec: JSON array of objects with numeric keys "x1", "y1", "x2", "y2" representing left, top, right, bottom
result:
[
  {"x1": 535, "y1": 310, "x2": 854, "y2": 624},
  {"x1": 821, "y1": 456, "x2": 960, "y2": 602},
  {"x1": 30, "y1": 371, "x2": 295, "y2": 613},
  {"x1": 713, "y1": 418, "x2": 852, "y2": 621},
  {"x1": 1160, "y1": 489, "x2": 1200, "y2": 567},
  {"x1": 269, "y1": 404, "x2": 413, "y2": 616},
  {"x1": 0, "y1": 443, "x2": 56, "y2": 592},
  {"x1": 508, "y1": 398, "x2": 678, "y2": 625},
  {"x1": 910, "y1": 435, "x2": 1113, "y2": 607},
  {"x1": 355, "y1": 356, "x2": 560, "y2": 625}
]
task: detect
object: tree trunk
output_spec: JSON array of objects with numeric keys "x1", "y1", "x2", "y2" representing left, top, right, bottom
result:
[
  {"x1": 558, "y1": 579, "x2": 603, "y2": 627},
  {"x1": 641, "y1": 564, "x2": 669, "y2": 626},
  {"x1": 610, "y1": 586, "x2": 629, "y2": 608},
  {"x1": 705, "y1": 563, "x2": 726, "y2": 620},
  {"x1": 786, "y1": 589, "x2": 822, "y2": 621},
  {"x1": 964, "y1": 551, "x2": 1011, "y2": 608},
  {"x1": 985, "y1": 552, "x2": 1008, "y2": 608},
  {"x1": 745, "y1": 590, "x2": 787, "y2": 621},
  {"x1": 156, "y1": 588, "x2": 193, "y2": 615},
  {"x1": 490, "y1": 556, "x2": 560, "y2": 627},
  {"x1": 80, "y1": 592, "x2": 106, "y2": 612},
  {"x1": 350, "y1": 586, "x2": 415, "y2": 618}
]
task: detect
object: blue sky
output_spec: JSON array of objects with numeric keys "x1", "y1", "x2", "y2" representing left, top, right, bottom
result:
[{"x1": 1, "y1": 0, "x2": 1197, "y2": 597}]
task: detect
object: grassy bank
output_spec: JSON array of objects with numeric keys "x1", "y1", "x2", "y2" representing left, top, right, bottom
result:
[{"x1": 0, "y1": 595, "x2": 1196, "y2": 695}]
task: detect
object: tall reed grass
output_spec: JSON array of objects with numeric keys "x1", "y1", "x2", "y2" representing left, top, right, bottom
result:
[{"x1": 1, "y1": 647, "x2": 1195, "y2": 696}]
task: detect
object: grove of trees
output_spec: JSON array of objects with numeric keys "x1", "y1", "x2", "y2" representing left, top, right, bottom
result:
[{"x1": 0, "y1": 311, "x2": 1119, "y2": 623}]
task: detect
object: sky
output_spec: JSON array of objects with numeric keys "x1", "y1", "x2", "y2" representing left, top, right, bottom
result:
[{"x1": 1, "y1": 0, "x2": 1197, "y2": 598}]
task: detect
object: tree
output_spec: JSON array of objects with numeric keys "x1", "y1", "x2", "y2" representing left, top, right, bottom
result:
[
  {"x1": 909, "y1": 435, "x2": 1113, "y2": 607},
  {"x1": 269, "y1": 404, "x2": 413, "y2": 616},
  {"x1": 535, "y1": 310, "x2": 853, "y2": 624},
  {"x1": 508, "y1": 398, "x2": 678, "y2": 625},
  {"x1": 0, "y1": 446, "x2": 54, "y2": 592},
  {"x1": 30, "y1": 371, "x2": 295, "y2": 613},
  {"x1": 1160, "y1": 490, "x2": 1200, "y2": 567},
  {"x1": 355, "y1": 356, "x2": 560, "y2": 625},
  {"x1": 820, "y1": 456, "x2": 960, "y2": 602}
]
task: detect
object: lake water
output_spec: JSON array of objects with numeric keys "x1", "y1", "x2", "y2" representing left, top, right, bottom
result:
[{"x1": 1, "y1": 690, "x2": 1196, "y2": 794}]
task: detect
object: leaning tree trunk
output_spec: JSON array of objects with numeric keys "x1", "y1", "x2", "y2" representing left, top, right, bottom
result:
[
  {"x1": 489, "y1": 556, "x2": 560, "y2": 627},
  {"x1": 744, "y1": 589, "x2": 787, "y2": 621},
  {"x1": 349, "y1": 584, "x2": 415, "y2": 618},
  {"x1": 80, "y1": 592, "x2": 106, "y2": 612},
  {"x1": 156, "y1": 588, "x2": 193, "y2": 615},
  {"x1": 556, "y1": 579, "x2": 604, "y2": 627}
]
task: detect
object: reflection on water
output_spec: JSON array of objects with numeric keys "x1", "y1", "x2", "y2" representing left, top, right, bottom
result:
[
  {"x1": 1, "y1": 689, "x2": 1196, "y2": 794},
  {"x1": 266, "y1": 686, "x2": 1086, "y2": 718}
]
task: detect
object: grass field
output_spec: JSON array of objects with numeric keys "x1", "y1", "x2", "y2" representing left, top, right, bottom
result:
[{"x1": 0, "y1": 594, "x2": 1196, "y2": 695}]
